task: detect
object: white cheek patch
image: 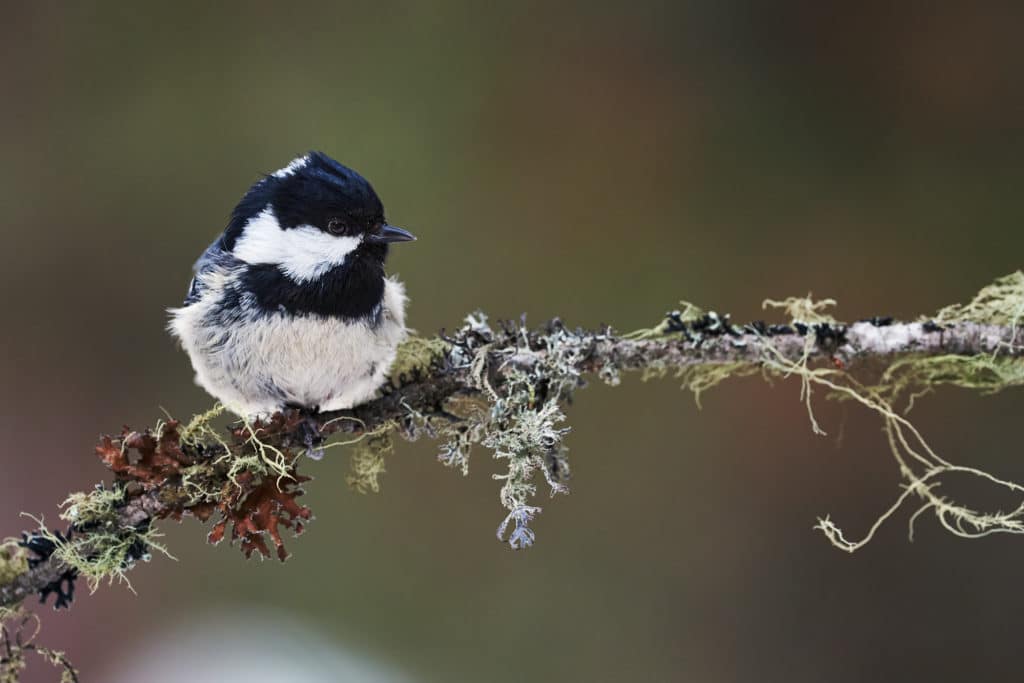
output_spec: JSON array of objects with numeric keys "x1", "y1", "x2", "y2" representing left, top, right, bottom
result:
[
  {"x1": 271, "y1": 154, "x2": 310, "y2": 178},
  {"x1": 233, "y1": 207, "x2": 361, "y2": 282}
]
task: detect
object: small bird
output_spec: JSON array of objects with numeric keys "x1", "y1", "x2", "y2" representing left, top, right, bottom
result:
[{"x1": 169, "y1": 151, "x2": 415, "y2": 419}]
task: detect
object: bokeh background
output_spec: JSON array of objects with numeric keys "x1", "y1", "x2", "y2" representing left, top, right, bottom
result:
[{"x1": 3, "y1": 3, "x2": 1024, "y2": 681}]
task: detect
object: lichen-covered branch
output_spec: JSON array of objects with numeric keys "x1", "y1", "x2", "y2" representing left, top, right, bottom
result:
[
  {"x1": 2, "y1": 273, "x2": 1023, "y2": 625},
  {"x1": 352, "y1": 318, "x2": 1021, "y2": 426}
]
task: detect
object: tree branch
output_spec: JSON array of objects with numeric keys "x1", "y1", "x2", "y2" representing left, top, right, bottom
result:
[
  {"x1": 326, "y1": 318, "x2": 1021, "y2": 437},
  {"x1": 3, "y1": 280, "x2": 1023, "y2": 611}
]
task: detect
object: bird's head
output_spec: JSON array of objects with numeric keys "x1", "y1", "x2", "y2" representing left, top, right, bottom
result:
[{"x1": 223, "y1": 151, "x2": 414, "y2": 283}]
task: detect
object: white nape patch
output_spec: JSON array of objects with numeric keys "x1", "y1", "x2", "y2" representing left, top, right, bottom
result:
[
  {"x1": 232, "y1": 206, "x2": 361, "y2": 282},
  {"x1": 271, "y1": 154, "x2": 311, "y2": 178}
]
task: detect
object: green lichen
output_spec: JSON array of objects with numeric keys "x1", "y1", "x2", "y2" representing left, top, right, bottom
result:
[
  {"x1": 53, "y1": 484, "x2": 163, "y2": 592},
  {"x1": 762, "y1": 293, "x2": 838, "y2": 324},
  {"x1": 879, "y1": 354, "x2": 1024, "y2": 411},
  {"x1": 0, "y1": 606, "x2": 79, "y2": 682},
  {"x1": 182, "y1": 404, "x2": 304, "y2": 492},
  {"x1": 179, "y1": 403, "x2": 230, "y2": 451},
  {"x1": 228, "y1": 420, "x2": 296, "y2": 488},
  {"x1": 22, "y1": 513, "x2": 172, "y2": 595},
  {"x1": 389, "y1": 336, "x2": 450, "y2": 383},
  {"x1": 0, "y1": 542, "x2": 27, "y2": 588},
  {"x1": 640, "y1": 359, "x2": 760, "y2": 407},
  {"x1": 58, "y1": 485, "x2": 125, "y2": 527},
  {"x1": 933, "y1": 270, "x2": 1024, "y2": 327},
  {"x1": 678, "y1": 362, "x2": 760, "y2": 408},
  {"x1": 49, "y1": 524, "x2": 172, "y2": 594},
  {"x1": 345, "y1": 431, "x2": 394, "y2": 494},
  {"x1": 863, "y1": 272, "x2": 1024, "y2": 412},
  {"x1": 178, "y1": 462, "x2": 222, "y2": 505}
]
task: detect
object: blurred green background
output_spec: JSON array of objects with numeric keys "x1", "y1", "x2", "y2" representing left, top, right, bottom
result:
[{"x1": 3, "y1": 2, "x2": 1024, "y2": 681}]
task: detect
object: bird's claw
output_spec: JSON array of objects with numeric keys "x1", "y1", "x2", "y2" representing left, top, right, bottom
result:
[{"x1": 288, "y1": 407, "x2": 326, "y2": 460}]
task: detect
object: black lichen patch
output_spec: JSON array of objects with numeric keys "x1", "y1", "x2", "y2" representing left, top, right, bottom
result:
[
  {"x1": 813, "y1": 323, "x2": 848, "y2": 354},
  {"x1": 745, "y1": 320, "x2": 769, "y2": 335},
  {"x1": 688, "y1": 311, "x2": 743, "y2": 338},
  {"x1": 19, "y1": 530, "x2": 78, "y2": 610},
  {"x1": 657, "y1": 310, "x2": 847, "y2": 354},
  {"x1": 18, "y1": 531, "x2": 62, "y2": 567},
  {"x1": 38, "y1": 572, "x2": 77, "y2": 610}
]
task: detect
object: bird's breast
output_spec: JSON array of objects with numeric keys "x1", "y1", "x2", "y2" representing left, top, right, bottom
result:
[
  {"x1": 238, "y1": 277, "x2": 407, "y2": 410},
  {"x1": 171, "y1": 276, "x2": 407, "y2": 415}
]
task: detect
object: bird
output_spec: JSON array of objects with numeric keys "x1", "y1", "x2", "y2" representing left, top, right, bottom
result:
[{"x1": 168, "y1": 151, "x2": 415, "y2": 421}]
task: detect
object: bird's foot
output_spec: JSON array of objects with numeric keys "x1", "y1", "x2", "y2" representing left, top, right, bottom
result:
[{"x1": 286, "y1": 404, "x2": 326, "y2": 460}]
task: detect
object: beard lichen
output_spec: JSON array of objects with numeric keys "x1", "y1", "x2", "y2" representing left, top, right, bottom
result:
[
  {"x1": 179, "y1": 403, "x2": 230, "y2": 452},
  {"x1": 760, "y1": 275, "x2": 1024, "y2": 551},
  {"x1": 345, "y1": 429, "x2": 394, "y2": 494},
  {"x1": 760, "y1": 292, "x2": 843, "y2": 434},
  {"x1": 677, "y1": 362, "x2": 760, "y2": 409},
  {"x1": 762, "y1": 293, "x2": 839, "y2": 325},
  {"x1": 178, "y1": 404, "x2": 301, "y2": 494},
  {"x1": 878, "y1": 354, "x2": 1024, "y2": 411},
  {"x1": 234, "y1": 420, "x2": 296, "y2": 487},
  {"x1": 35, "y1": 500, "x2": 173, "y2": 594},
  {"x1": 15, "y1": 484, "x2": 172, "y2": 595},
  {"x1": 932, "y1": 270, "x2": 1024, "y2": 329},
  {"x1": 0, "y1": 606, "x2": 78, "y2": 683},
  {"x1": 59, "y1": 484, "x2": 126, "y2": 529}
]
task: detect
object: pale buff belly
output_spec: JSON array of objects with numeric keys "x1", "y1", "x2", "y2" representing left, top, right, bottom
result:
[{"x1": 171, "y1": 278, "x2": 407, "y2": 417}]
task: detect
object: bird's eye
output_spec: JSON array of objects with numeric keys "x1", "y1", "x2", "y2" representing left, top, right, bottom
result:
[{"x1": 326, "y1": 218, "x2": 347, "y2": 236}]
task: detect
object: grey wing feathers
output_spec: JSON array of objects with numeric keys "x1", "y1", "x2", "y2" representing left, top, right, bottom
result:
[{"x1": 183, "y1": 237, "x2": 238, "y2": 305}]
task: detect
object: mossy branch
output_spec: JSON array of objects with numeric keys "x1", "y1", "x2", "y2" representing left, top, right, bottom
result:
[{"x1": 2, "y1": 273, "x2": 1023, "y2": 635}]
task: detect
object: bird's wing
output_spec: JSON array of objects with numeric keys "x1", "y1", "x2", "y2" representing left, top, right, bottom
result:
[{"x1": 183, "y1": 236, "x2": 240, "y2": 305}]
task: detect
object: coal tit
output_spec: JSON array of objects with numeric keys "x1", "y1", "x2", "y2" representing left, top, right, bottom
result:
[{"x1": 169, "y1": 151, "x2": 415, "y2": 417}]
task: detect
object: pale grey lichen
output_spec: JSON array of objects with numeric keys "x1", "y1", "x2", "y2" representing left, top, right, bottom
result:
[
  {"x1": 496, "y1": 505, "x2": 541, "y2": 549},
  {"x1": 339, "y1": 311, "x2": 582, "y2": 547},
  {"x1": 449, "y1": 314, "x2": 581, "y2": 547}
]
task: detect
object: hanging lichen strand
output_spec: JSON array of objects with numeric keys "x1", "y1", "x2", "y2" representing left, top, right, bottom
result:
[{"x1": 2, "y1": 273, "x2": 1024, "y2": 618}]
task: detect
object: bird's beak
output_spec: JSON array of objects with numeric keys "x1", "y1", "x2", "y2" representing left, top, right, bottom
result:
[{"x1": 369, "y1": 224, "x2": 416, "y2": 244}]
